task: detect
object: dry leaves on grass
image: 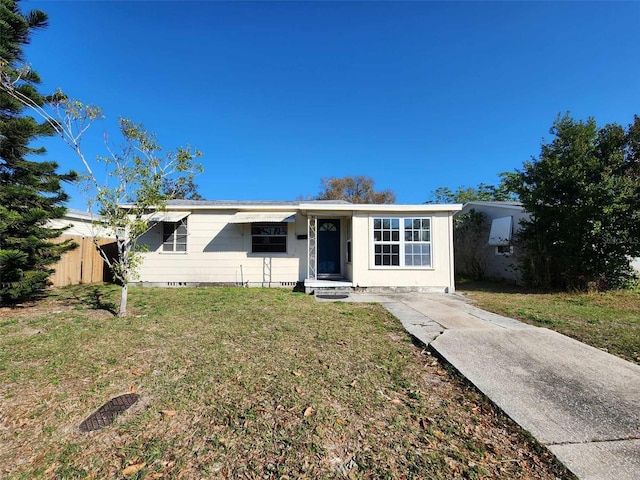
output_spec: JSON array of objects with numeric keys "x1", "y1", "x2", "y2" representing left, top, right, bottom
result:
[{"x1": 122, "y1": 461, "x2": 146, "y2": 476}]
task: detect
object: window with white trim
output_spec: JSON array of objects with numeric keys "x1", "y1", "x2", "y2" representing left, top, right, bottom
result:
[
  {"x1": 251, "y1": 223, "x2": 287, "y2": 253},
  {"x1": 372, "y1": 217, "x2": 431, "y2": 267},
  {"x1": 162, "y1": 219, "x2": 188, "y2": 252}
]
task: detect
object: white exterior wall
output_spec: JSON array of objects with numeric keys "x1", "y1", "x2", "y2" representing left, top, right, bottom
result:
[
  {"x1": 456, "y1": 203, "x2": 528, "y2": 283},
  {"x1": 136, "y1": 210, "x2": 308, "y2": 285},
  {"x1": 48, "y1": 216, "x2": 113, "y2": 238},
  {"x1": 350, "y1": 212, "x2": 455, "y2": 292}
]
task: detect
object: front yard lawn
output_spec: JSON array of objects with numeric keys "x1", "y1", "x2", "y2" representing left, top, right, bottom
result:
[
  {"x1": 0, "y1": 285, "x2": 572, "y2": 479},
  {"x1": 459, "y1": 281, "x2": 640, "y2": 365}
]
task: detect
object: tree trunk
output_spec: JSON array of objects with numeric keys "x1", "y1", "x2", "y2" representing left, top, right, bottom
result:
[{"x1": 119, "y1": 283, "x2": 128, "y2": 317}]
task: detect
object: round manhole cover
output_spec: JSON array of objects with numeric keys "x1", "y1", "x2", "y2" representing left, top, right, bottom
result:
[
  {"x1": 316, "y1": 294, "x2": 349, "y2": 300},
  {"x1": 79, "y1": 393, "x2": 139, "y2": 432}
]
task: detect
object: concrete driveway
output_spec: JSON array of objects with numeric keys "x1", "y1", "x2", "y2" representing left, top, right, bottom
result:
[{"x1": 350, "y1": 292, "x2": 640, "y2": 480}]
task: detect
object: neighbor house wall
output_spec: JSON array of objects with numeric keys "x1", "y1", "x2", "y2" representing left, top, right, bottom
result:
[
  {"x1": 135, "y1": 210, "x2": 307, "y2": 286},
  {"x1": 457, "y1": 204, "x2": 529, "y2": 283},
  {"x1": 349, "y1": 211, "x2": 455, "y2": 292}
]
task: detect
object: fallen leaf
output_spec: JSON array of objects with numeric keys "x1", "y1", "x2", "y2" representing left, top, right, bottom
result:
[
  {"x1": 293, "y1": 370, "x2": 303, "y2": 377},
  {"x1": 44, "y1": 464, "x2": 56, "y2": 474},
  {"x1": 390, "y1": 398, "x2": 402, "y2": 405},
  {"x1": 350, "y1": 379, "x2": 358, "y2": 387},
  {"x1": 160, "y1": 409, "x2": 177, "y2": 417},
  {"x1": 129, "y1": 384, "x2": 137, "y2": 393},
  {"x1": 295, "y1": 386, "x2": 304, "y2": 395},
  {"x1": 122, "y1": 462, "x2": 146, "y2": 476},
  {"x1": 303, "y1": 406, "x2": 315, "y2": 417}
]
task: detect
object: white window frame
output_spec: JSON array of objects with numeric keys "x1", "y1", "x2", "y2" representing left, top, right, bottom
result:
[
  {"x1": 162, "y1": 218, "x2": 188, "y2": 253},
  {"x1": 371, "y1": 216, "x2": 432, "y2": 269}
]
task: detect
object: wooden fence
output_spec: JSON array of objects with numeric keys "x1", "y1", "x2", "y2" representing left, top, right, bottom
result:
[{"x1": 49, "y1": 235, "x2": 118, "y2": 287}]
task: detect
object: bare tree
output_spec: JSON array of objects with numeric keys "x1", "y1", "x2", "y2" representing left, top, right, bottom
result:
[{"x1": 317, "y1": 175, "x2": 395, "y2": 204}]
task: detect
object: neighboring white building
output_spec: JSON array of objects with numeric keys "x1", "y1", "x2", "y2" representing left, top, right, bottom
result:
[
  {"x1": 455, "y1": 201, "x2": 529, "y2": 283},
  {"x1": 48, "y1": 209, "x2": 114, "y2": 238},
  {"x1": 456, "y1": 202, "x2": 640, "y2": 282},
  {"x1": 133, "y1": 200, "x2": 462, "y2": 293}
]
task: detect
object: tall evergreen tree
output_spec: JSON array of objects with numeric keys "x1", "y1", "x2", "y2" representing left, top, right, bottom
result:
[
  {"x1": 0, "y1": 0, "x2": 76, "y2": 304},
  {"x1": 504, "y1": 114, "x2": 640, "y2": 290}
]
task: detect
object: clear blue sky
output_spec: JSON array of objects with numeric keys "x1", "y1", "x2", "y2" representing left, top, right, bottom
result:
[{"x1": 23, "y1": 0, "x2": 640, "y2": 209}]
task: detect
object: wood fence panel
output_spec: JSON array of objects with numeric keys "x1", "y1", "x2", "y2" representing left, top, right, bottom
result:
[{"x1": 49, "y1": 235, "x2": 117, "y2": 287}]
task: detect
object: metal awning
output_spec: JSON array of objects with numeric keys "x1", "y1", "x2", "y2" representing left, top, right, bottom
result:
[
  {"x1": 143, "y1": 211, "x2": 191, "y2": 223},
  {"x1": 488, "y1": 216, "x2": 513, "y2": 246},
  {"x1": 227, "y1": 212, "x2": 296, "y2": 224}
]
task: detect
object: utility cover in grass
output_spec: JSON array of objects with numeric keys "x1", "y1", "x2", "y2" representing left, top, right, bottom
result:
[
  {"x1": 316, "y1": 294, "x2": 349, "y2": 300},
  {"x1": 79, "y1": 393, "x2": 139, "y2": 432}
]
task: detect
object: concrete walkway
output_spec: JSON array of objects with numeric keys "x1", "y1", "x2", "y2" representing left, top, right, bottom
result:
[{"x1": 348, "y1": 292, "x2": 640, "y2": 480}]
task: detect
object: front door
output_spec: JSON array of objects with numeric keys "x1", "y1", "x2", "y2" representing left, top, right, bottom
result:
[{"x1": 318, "y1": 219, "x2": 341, "y2": 276}]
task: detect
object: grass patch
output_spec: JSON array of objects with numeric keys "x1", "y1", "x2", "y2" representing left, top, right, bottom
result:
[
  {"x1": 459, "y1": 280, "x2": 640, "y2": 364},
  {"x1": 0, "y1": 285, "x2": 572, "y2": 479}
]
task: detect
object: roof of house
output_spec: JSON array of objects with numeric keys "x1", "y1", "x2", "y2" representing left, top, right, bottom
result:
[
  {"x1": 156, "y1": 199, "x2": 462, "y2": 213},
  {"x1": 457, "y1": 201, "x2": 524, "y2": 216},
  {"x1": 64, "y1": 208, "x2": 101, "y2": 221},
  {"x1": 164, "y1": 199, "x2": 352, "y2": 207}
]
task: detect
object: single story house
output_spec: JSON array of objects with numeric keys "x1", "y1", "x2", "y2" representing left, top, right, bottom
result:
[
  {"x1": 455, "y1": 201, "x2": 528, "y2": 283},
  {"x1": 133, "y1": 200, "x2": 462, "y2": 293}
]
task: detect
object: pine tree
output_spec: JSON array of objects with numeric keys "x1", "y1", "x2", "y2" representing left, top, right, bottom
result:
[{"x1": 0, "y1": 0, "x2": 76, "y2": 304}]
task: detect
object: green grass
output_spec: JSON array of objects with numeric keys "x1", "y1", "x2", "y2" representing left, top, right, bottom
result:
[
  {"x1": 459, "y1": 281, "x2": 640, "y2": 364},
  {"x1": 0, "y1": 285, "x2": 572, "y2": 479}
]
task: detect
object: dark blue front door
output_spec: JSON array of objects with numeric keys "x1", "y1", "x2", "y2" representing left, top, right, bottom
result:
[{"x1": 318, "y1": 219, "x2": 340, "y2": 275}]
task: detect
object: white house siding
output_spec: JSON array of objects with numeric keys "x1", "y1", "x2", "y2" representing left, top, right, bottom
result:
[
  {"x1": 349, "y1": 211, "x2": 455, "y2": 292},
  {"x1": 135, "y1": 210, "x2": 308, "y2": 286},
  {"x1": 48, "y1": 213, "x2": 113, "y2": 238}
]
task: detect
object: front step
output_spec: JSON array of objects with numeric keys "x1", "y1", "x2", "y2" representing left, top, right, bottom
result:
[
  {"x1": 304, "y1": 279, "x2": 352, "y2": 296},
  {"x1": 314, "y1": 286, "x2": 351, "y2": 296},
  {"x1": 314, "y1": 286, "x2": 351, "y2": 301}
]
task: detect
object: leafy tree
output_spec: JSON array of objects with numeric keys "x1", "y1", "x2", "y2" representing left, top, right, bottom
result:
[
  {"x1": 504, "y1": 113, "x2": 640, "y2": 290},
  {"x1": 23, "y1": 96, "x2": 203, "y2": 316},
  {"x1": 0, "y1": 0, "x2": 77, "y2": 304},
  {"x1": 427, "y1": 180, "x2": 517, "y2": 204},
  {"x1": 427, "y1": 181, "x2": 518, "y2": 280},
  {"x1": 2, "y1": 65, "x2": 203, "y2": 317},
  {"x1": 162, "y1": 176, "x2": 202, "y2": 200},
  {"x1": 91, "y1": 116, "x2": 203, "y2": 316},
  {"x1": 317, "y1": 175, "x2": 395, "y2": 204},
  {"x1": 453, "y1": 209, "x2": 489, "y2": 280}
]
